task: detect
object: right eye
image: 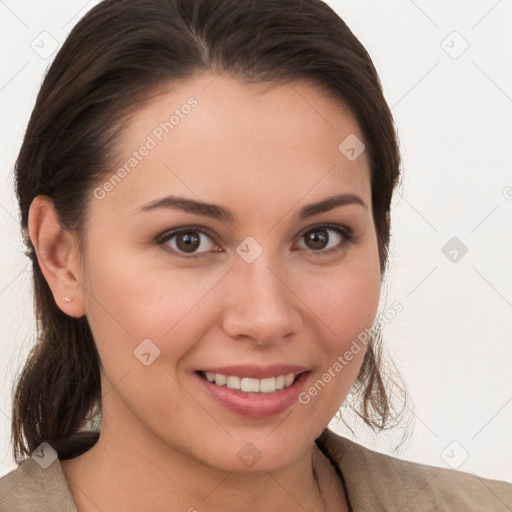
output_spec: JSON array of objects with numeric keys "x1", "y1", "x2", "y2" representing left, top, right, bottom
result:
[{"x1": 157, "y1": 227, "x2": 221, "y2": 259}]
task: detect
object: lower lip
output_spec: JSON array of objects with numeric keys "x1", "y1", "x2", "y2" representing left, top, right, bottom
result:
[{"x1": 195, "y1": 372, "x2": 309, "y2": 418}]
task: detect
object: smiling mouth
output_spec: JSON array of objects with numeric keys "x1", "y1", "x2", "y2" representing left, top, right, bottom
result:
[{"x1": 197, "y1": 371, "x2": 300, "y2": 393}]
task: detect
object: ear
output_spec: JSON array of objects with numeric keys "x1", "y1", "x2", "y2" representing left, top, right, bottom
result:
[{"x1": 27, "y1": 195, "x2": 86, "y2": 318}]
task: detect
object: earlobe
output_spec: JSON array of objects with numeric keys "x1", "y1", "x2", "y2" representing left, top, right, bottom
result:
[{"x1": 27, "y1": 195, "x2": 86, "y2": 318}]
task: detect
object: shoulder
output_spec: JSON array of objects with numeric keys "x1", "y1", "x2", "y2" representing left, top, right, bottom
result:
[
  {"x1": 0, "y1": 457, "x2": 77, "y2": 512},
  {"x1": 316, "y1": 428, "x2": 512, "y2": 512}
]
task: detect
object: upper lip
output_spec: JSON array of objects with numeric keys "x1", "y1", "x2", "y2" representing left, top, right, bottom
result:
[{"x1": 197, "y1": 364, "x2": 309, "y2": 379}]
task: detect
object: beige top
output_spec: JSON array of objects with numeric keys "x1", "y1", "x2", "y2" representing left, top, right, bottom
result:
[{"x1": 1, "y1": 429, "x2": 511, "y2": 511}]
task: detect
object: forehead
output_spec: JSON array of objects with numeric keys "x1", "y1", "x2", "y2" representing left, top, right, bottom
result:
[{"x1": 96, "y1": 73, "x2": 371, "y2": 217}]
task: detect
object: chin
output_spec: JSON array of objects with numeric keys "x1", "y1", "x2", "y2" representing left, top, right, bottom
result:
[{"x1": 183, "y1": 427, "x2": 317, "y2": 474}]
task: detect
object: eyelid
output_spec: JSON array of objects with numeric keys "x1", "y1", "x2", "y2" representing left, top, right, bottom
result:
[
  {"x1": 156, "y1": 223, "x2": 354, "y2": 259},
  {"x1": 156, "y1": 225, "x2": 218, "y2": 243},
  {"x1": 294, "y1": 222, "x2": 353, "y2": 241}
]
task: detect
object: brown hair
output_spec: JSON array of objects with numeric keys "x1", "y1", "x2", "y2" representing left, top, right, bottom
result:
[{"x1": 11, "y1": 0, "x2": 405, "y2": 463}]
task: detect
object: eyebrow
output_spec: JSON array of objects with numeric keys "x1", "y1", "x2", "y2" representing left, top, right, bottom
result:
[{"x1": 136, "y1": 193, "x2": 367, "y2": 223}]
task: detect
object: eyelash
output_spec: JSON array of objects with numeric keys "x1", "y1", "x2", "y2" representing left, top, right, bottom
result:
[{"x1": 156, "y1": 223, "x2": 355, "y2": 260}]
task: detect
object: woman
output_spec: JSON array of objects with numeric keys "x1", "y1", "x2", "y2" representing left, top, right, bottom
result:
[{"x1": 0, "y1": 0, "x2": 510, "y2": 510}]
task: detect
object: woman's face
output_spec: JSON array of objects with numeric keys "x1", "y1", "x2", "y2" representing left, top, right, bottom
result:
[{"x1": 77, "y1": 73, "x2": 381, "y2": 472}]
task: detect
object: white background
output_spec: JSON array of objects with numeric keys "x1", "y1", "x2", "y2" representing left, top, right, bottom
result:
[{"x1": 1, "y1": 0, "x2": 511, "y2": 483}]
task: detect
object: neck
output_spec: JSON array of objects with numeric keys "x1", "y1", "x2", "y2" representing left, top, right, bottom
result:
[{"x1": 61, "y1": 411, "x2": 342, "y2": 512}]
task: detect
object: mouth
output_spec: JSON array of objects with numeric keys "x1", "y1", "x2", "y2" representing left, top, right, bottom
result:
[{"x1": 194, "y1": 365, "x2": 310, "y2": 418}]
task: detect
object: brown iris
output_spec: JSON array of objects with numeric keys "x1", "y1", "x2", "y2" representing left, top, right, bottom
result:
[
  {"x1": 176, "y1": 231, "x2": 201, "y2": 253},
  {"x1": 304, "y1": 229, "x2": 329, "y2": 250}
]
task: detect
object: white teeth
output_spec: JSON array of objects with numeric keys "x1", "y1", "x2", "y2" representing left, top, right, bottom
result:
[
  {"x1": 241, "y1": 378, "x2": 260, "y2": 392},
  {"x1": 259, "y1": 377, "x2": 277, "y2": 393},
  {"x1": 226, "y1": 375, "x2": 241, "y2": 390},
  {"x1": 214, "y1": 374, "x2": 226, "y2": 386},
  {"x1": 203, "y1": 372, "x2": 297, "y2": 393}
]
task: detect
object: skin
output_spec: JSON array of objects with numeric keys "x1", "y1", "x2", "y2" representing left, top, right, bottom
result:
[{"x1": 29, "y1": 73, "x2": 381, "y2": 511}]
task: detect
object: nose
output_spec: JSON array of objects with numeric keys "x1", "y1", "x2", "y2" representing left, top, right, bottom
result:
[{"x1": 220, "y1": 257, "x2": 302, "y2": 346}]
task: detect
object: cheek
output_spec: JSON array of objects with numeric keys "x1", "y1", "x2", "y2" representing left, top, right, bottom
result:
[
  {"x1": 81, "y1": 244, "x2": 209, "y2": 387},
  {"x1": 82, "y1": 243, "x2": 215, "y2": 342},
  {"x1": 312, "y1": 265, "x2": 379, "y2": 373},
  {"x1": 81, "y1": 246, "x2": 213, "y2": 431},
  {"x1": 314, "y1": 267, "x2": 379, "y2": 332},
  {"x1": 295, "y1": 241, "x2": 381, "y2": 423},
  {"x1": 300, "y1": 243, "x2": 381, "y2": 348}
]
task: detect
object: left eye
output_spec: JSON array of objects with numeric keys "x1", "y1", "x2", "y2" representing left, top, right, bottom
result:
[{"x1": 296, "y1": 225, "x2": 351, "y2": 253}]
